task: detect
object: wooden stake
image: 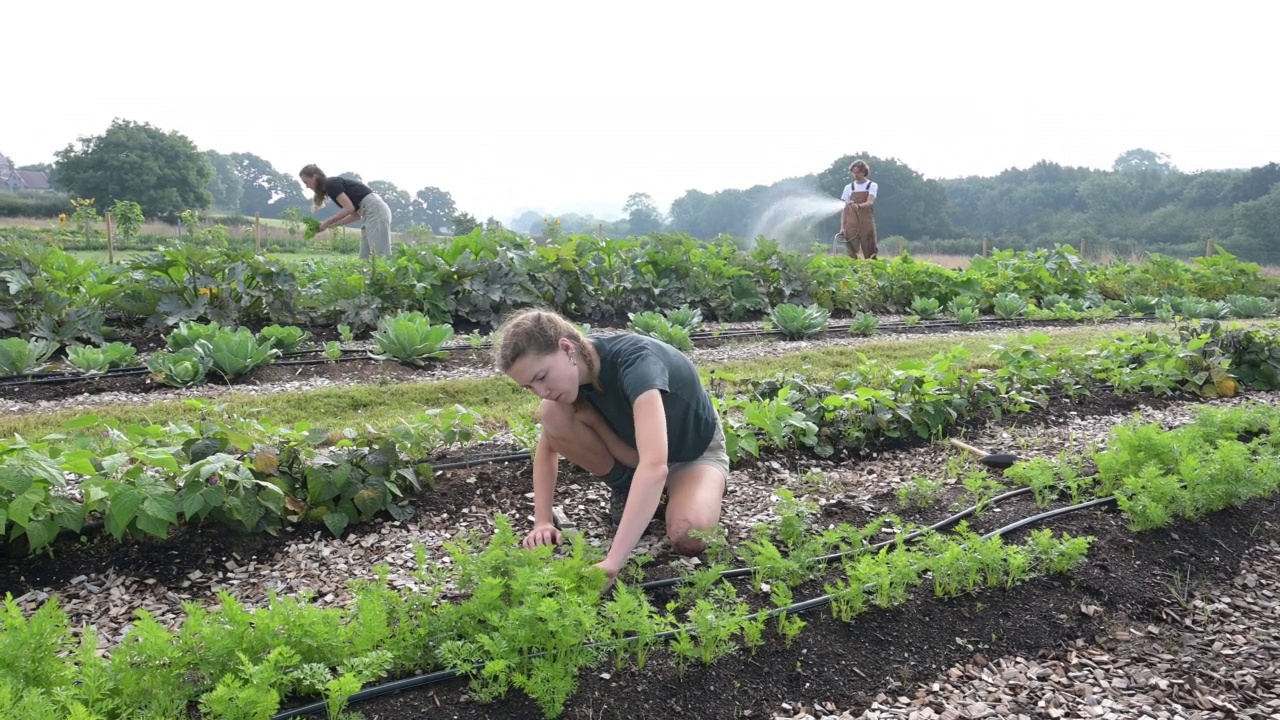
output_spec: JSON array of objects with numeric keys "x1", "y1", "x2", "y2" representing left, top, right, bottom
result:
[
  {"x1": 105, "y1": 211, "x2": 115, "y2": 265},
  {"x1": 948, "y1": 437, "x2": 991, "y2": 459},
  {"x1": 254, "y1": 212, "x2": 262, "y2": 252},
  {"x1": 982, "y1": 237, "x2": 989, "y2": 258},
  {"x1": 1206, "y1": 238, "x2": 1215, "y2": 257},
  {"x1": 1080, "y1": 238, "x2": 1087, "y2": 258},
  {"x1": 552, "y1": 506, "x2": 575, "y2": 532}
]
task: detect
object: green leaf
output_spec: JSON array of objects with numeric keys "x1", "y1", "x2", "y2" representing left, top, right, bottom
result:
[
  {"x1": 63, "y1": 415, "x2": 102, "y2": 430},
  {"x1": 179, "y1": 487, "x2": 206, "y2": 518},
  {"x1": 132, "y1": 447, "x2": 182, "y2": 473},
  {"x1": 142, "y1": 494, "x2": 179, "y2": 525},
  {"x1": 323, "y1": 510, "x2": 349, "y2": 537},
  {"x1": 7, "y1": 486, "x2": 45, "y2": 528},
  {"x1": 202, "y1": 483, "x2": 227, "y2": 509},
  {"x1": 238, "y1": 497, "x2": 264, "y2": 531},
  {"x1": 24, "y1": 519, "x2": 59, "y2": 551},
  {"x1": 352, "y1": 487, "x2": 385, "y2": 518},
  {"x1": 186, "y1": 437, "x2": 226, "y2": 462},
  {"x1": 98, "y1": 453, "x2": 130, "y2": 473},
  {"x1": 134, "y1": 511, "x2": 172, "y2": 539},
  {"x1": 81, "y1": 484, "x2": 110, "y2": 507},
  {"x1": 304, "y1": 428, "x2": 332, "y2": 446},
  {"x1": 106, "y1": 486, "x2": 142, "y2": 539},
  {"x1": 60, "y1": 450, "x2": 100, "y2": 477}
]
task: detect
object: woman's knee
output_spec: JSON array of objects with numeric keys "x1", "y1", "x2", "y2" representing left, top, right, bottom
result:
[
  {"x1": 665, "y1": 507, "x2": 721, "y2": 556},
  {"x1": 666, "y1": 520, "x2": 710, "y2": 556},
  {"x1": 538, "y1": 400, "x2": 579, "y2": 437}
]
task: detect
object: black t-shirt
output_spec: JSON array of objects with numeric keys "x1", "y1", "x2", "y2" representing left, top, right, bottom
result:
[
  {"x1": 324, "y1": 177, "x2": 373, "y2": 209},
  {"x1": 579, "y1": 334, "x2": 716, "y2": 462}
]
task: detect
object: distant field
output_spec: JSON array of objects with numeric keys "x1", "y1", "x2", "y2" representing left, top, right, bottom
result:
[{"x1": 909, "y1": 253, "x2": 972, "y2": 270}]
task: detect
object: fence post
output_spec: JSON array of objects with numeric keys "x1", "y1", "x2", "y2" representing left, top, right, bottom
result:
[
  {"x1": 1079, "y1": 238, "x2": 1087, "y2": 258},
  {"x1": 255, "y1": 212, "x2": 262, "y2": 252},
  {"x1": 105, "y1": 211, "x2": 115, "y2": 265},
  {"x1": 1206, "y1": 238, "x2": 1215, "y2": 257},
  {"x1": 982, "y1": 237, "x2": 989, "y2": 258}
]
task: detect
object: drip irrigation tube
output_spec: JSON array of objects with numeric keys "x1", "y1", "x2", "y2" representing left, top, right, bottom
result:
[
  {"x1": 636, "y1": 486, "x2": 1034, "y2": 591},
  {"x1": 268, "y1": 492, "x2": 1116, "y2": 720},
  {"x1": 430, "y1": 453, "x2": 532, "y2": 471},
  {"x1": 981, "y1": 495, "x2": 1117, "y2": 540},
  {"x1": 0, "y1": 368, "x2": 151, "y2": 388}
]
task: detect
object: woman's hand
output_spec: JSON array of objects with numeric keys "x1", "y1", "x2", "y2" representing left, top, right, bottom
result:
[
  {"x1": 523, "y1": 522, "x2": 562, "y2": 549},
  {"x1": 594, "y1": 558, "x2": 621, "y2": 591}
]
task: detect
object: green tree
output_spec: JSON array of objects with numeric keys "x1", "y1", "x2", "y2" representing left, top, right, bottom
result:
[
  {"x1": 110, "y1": 199, "x2": 145, "y2": 243},
  {"x1": 624, "y1": 192, "x2": 664, "y2": 236},
  {"x1": 368, "y1": 180, "x2": 412, "y2": 231},
  {"x1": 228, "y1": 152, "x2": 309, "y2": 218},
  {"x1": 510, "y1": 210, "x2": 543, "y2": 234},
  {"x1": 1222, "y1": 163, "x2": 1280, "y2": 205},
  {"x1": 1113, "y1": 148, "x2": 1176, "y2": 175},
  {"x1": 452, "y1": 211, "x2": 480, "y2": 235},
  {"x1": 204, "y1": 150, "x2": 245, "y2": 213},
  {"x1": 410, "y1": 186, "x2": 457, "y2": 233},
  {"x1": 668, "y1": 189, "x2": 715, "y2": 238},
  {"x1": 1077, "y1": 174, "x2": 1145, "y2": 219},
  {"x1": 1233, "y1": 184, "x2": 1280, "y2": 253},
  {"x1": 54, "y1": 119, "x2": 214, "y2": 219}
]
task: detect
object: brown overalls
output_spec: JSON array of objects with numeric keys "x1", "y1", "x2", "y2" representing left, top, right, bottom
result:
[{"x1": 840, "y1": 182, "x2": 878, "y2": 259}]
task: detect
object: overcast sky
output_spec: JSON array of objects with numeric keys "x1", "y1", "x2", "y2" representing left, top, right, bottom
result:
[{"x1": 8, "y1": 1, "x2": 1277, "y2": 222}]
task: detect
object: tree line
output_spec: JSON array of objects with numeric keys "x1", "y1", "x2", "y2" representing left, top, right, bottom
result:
[
  {"x1": 13, "y1": 119, "x2": 1280, "y2": 262},
  {"x1": 22, "y1": 119, "x2": 474, "y2": 234}
]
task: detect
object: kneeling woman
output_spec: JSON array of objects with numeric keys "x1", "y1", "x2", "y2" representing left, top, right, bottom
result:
[{"x1": 495, "y1": 309, "x2": 729, "y2": 585}]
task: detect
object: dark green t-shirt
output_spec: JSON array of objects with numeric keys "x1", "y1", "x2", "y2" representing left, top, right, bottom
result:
[{"x1": 580, "y1": 334, "x2": 716, "y2": 462}]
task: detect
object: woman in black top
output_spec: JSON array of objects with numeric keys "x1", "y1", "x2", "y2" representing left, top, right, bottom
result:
[
  {"x1": 496, "y1": 308, "x2": 730, "y2": 588},
  {"x1": 299, "y1": 164, "x2": 393, "y2": 259}
]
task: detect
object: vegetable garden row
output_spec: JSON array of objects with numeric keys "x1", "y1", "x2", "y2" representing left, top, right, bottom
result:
[
  {"x1": 4, "y1": 319, "x2": 1275, "y2": 554},
  {"x1": 2, "y1": 231, "x2": 1277, "y2": 348}
]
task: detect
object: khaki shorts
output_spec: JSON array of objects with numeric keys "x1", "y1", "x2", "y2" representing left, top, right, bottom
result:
[{"x1": 667, "y1": 410, "x2": 731, "y2": 490}]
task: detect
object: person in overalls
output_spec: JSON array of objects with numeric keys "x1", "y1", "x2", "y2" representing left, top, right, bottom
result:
[{"x1": 837, "y1": 160, "x2": 879, "y2": 259}]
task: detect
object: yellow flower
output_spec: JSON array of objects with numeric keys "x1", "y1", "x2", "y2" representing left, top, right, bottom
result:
[{"x1": 58, "y1": 214, "x2": 67, "y2": 224}]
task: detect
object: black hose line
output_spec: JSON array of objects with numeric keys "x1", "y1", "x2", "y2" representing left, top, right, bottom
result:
[
  {"x1": 636, "y1": 486, "x2": 1035, "y2": 591},
  {"x1": 270, "y1": 666, "x2": 477, "y2": 720},
  {"x1": 981, "y1": 495, "x2": 1117, "y2": 540},
  {"x1": 268, "y1": 490, "x2": 1116, "y2": 720},
  {"x1": 0, "y1": 368, "x2": 151, "y2": 388},
  {"x1": 429, "y1": 453, "x2": 532, "y2": 471}
]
